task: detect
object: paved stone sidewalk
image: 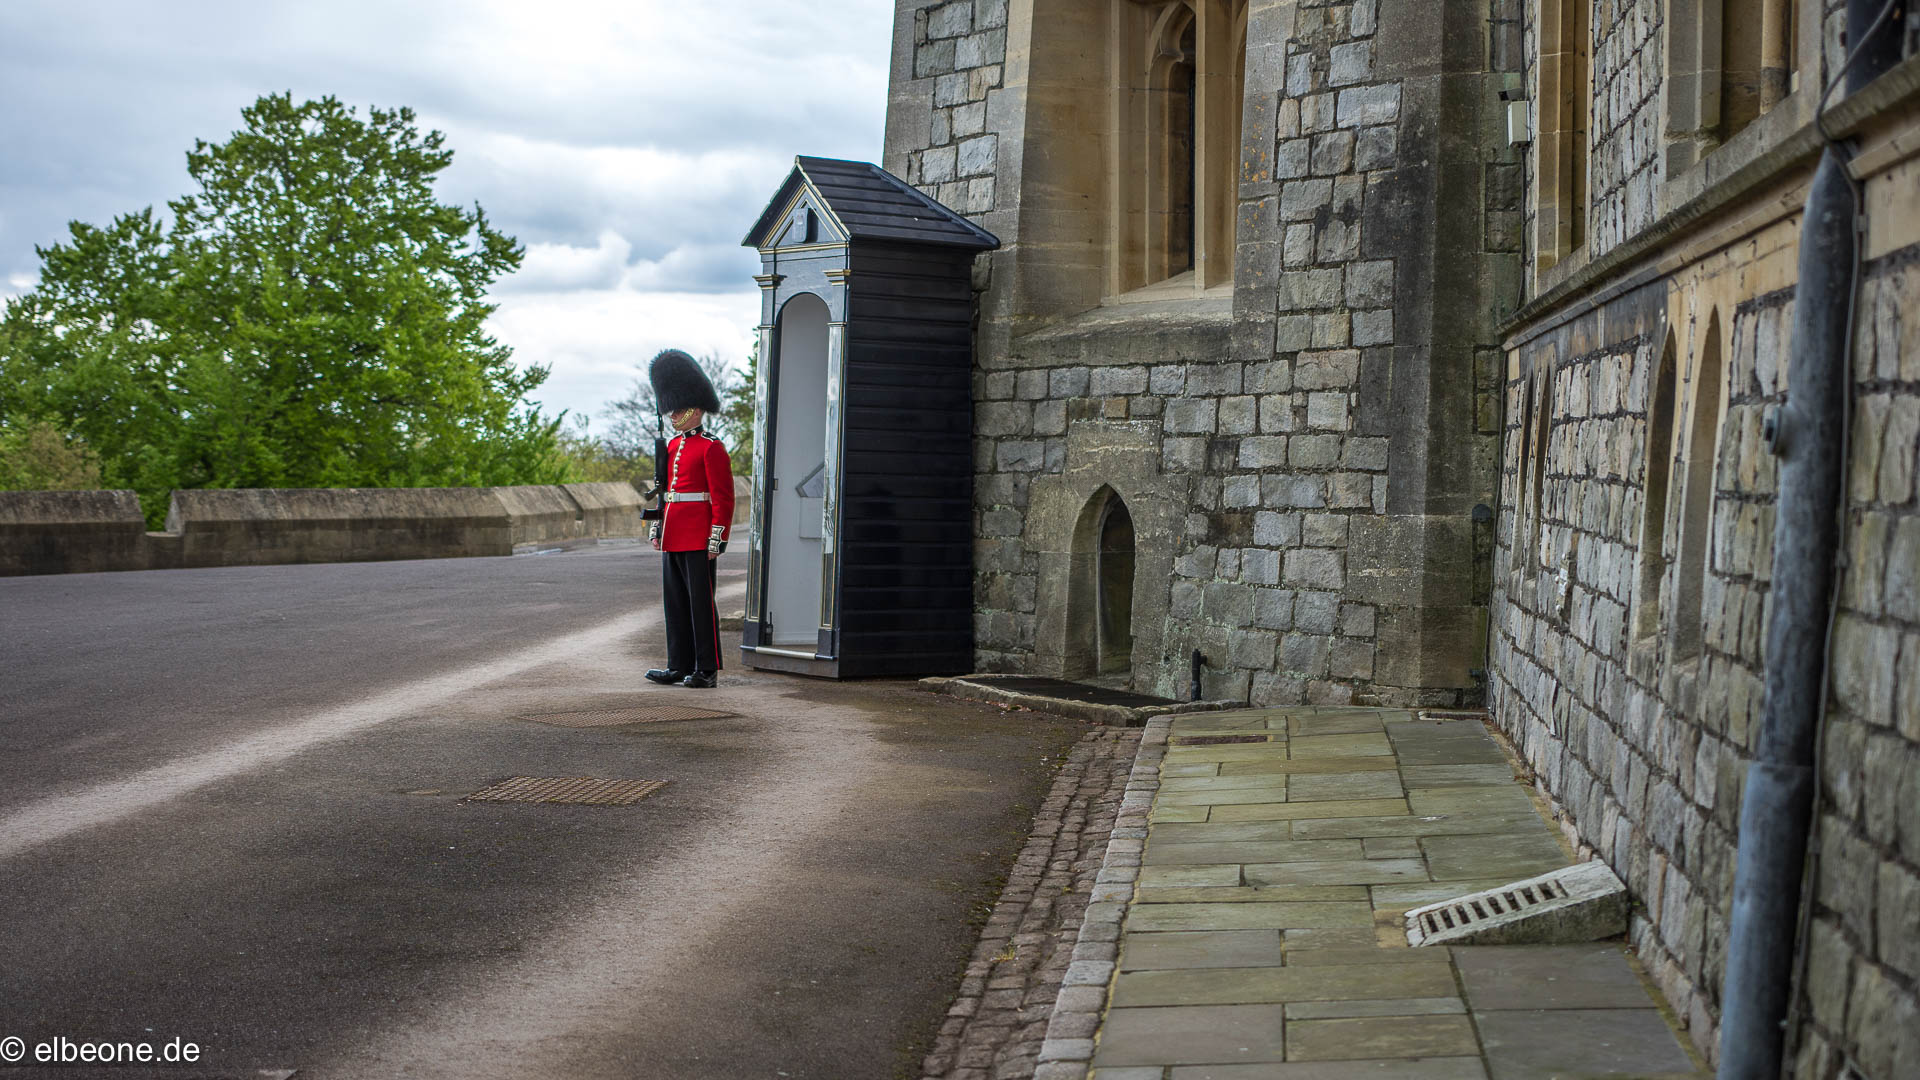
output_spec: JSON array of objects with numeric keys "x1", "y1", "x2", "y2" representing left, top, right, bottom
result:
[
  {"x1": 921, "y1": 726, "x2": 1143, "y2": 1080},
  {"x1": 1035, "y1": 707, "x2": 1707, "y2": 1080}
]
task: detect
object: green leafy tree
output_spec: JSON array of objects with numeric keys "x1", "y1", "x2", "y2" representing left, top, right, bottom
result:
[
  {"x1": 601, "y1": 347, "x2": 753, "y2": 461},
  {"x1": 550, "y1": 414, "x2": 648, "y2": 485},
  {"x1": 0, "y1": 93, "x2": 562, "y2": 526},
  {"x1": 0, "y1": 418, "x2": 104, "y2": 490},
  {"x1": 719, "y1": 341, "x2": 758, "y2": 463}
]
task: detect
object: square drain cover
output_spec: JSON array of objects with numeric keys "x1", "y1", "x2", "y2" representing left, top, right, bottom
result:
[
  {"x1": 464, "y1": 777, "x2": 668, "y2": 805},
  {"x1": 1173, "y1": 734, "x2": 1272, "y2": 746},
  {"x1": 519, "y1": 705, "x2": 735, "y2": 727}
]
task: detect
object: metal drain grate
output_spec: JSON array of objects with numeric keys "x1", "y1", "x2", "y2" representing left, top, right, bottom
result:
[
  {"x1": 1417, "y1": 708, "x2": 1491, "y2": 721},
  {"x1": 1172, "y1": 734, "x2": 1272, "y2": 746},
  {"x1": 519, "y1": 705, "x2": 735, "y2": 727},
  {"x1": 463, "y1": 777, "x2": 668, "y2": 805},
  {"x1": 1417, "y1": 877, "x2": 1569, "y2": 937}
]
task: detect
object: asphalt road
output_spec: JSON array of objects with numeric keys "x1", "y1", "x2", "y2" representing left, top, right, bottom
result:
[{"x1": 0, "y1": 546, "x2": 1087, "y2": 1080}]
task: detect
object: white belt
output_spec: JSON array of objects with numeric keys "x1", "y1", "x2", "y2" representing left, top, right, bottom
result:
[{"x1": 664, "y1": 491, "x2": 710, "y2": 503}]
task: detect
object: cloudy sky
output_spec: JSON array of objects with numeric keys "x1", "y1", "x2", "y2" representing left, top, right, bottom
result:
[{"x1": 0, "y1": 0, "x2": 895, "y2": 428}]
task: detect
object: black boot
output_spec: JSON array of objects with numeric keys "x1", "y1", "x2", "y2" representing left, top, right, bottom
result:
[
  {"x1": 681, "y1": 671, "x2": 717, "y2": 689},
  {"x1": 646, "y1": 668, "x2": 689, "y2": 685}
]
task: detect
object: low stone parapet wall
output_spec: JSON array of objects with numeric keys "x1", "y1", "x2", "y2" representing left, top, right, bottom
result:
[
  {"x1": 163, "y1": 487, "x2": 517, "y2": 568},
  {"x1": 0, "y1": 482, "x2": 650, "y2": 576},
  {"x1": 0, "y1": 490, "x2": 152, "y2": 576}
]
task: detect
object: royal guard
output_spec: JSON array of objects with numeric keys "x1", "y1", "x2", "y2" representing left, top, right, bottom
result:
[{"x1": 645, "y1": 349, "x2": 736, "y2": 688}]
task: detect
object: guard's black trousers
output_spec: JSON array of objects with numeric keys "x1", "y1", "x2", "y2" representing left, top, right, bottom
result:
[{"x1": 662, "y1": 549, "x2": 721, "y2": 674}]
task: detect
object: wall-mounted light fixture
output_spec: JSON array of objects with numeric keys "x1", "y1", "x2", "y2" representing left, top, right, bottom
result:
[{"x1": 1498, "y1": 86, "x2": 1530, "y2": 146}]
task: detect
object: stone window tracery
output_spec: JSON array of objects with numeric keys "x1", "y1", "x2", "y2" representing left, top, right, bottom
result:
[
  {"x1": 1111, "y1": 0, "x2": 1247, "y2": 295},
  {"x1": 1534, "y1": 0, "x2": 1592, "y2": 270},
  {"x1": 1665, "y1": 0, "x2": 1798, "y2": 172}
]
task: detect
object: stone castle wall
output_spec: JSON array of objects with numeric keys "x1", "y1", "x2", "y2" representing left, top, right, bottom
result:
[
  {"x1": 1587, "y1": 0, "x2": 1663, "y2": 250},
  {"x1": 1492, "y1": 1, "x2": 1920, "y2": 1070},
  {"x1": 886, "y1": 0, "x2": 1517, "y2": 707},
  {"x1": 889, "y1": 0, "x2": 1009, "y2": 218}
]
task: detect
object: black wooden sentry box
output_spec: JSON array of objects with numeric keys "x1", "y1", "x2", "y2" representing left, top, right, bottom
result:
[{"x1": 739, "y1": 156, "x2": 998, "y2": 679}]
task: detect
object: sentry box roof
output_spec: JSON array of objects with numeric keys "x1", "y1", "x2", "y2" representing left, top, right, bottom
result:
[{"x1": 744, "y1": 156, "x2": 1000, "y2": 252}]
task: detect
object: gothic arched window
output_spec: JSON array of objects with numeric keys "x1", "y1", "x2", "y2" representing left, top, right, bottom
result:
[{"x1": 1112, "y1": 0, "x2": 1246, "y2": 296}]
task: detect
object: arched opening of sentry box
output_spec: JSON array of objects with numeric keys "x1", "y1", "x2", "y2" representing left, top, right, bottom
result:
[{"x1": 764, "y1": 290, "x2": 830, "y2": 648}]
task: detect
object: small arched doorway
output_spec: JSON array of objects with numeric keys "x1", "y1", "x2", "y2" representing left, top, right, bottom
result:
[{"x1": 1097, "y1": 497, "x2": 1136, "y2": 673}]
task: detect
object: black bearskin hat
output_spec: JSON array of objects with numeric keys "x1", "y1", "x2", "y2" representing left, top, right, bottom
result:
[{"x1": 648, "y1": 348, "x2": 721, "y2": 415}]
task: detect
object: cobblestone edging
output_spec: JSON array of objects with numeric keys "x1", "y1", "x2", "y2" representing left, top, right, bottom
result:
[
  {"x1": 1031, "y1": 716, "x2": 1170, "y2": 1080},
  {"x1": 919, "y1": 726, "x2": 1144, "y2": 1080}
]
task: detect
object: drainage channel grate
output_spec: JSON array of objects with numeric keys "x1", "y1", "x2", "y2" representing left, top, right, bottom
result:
[
  {"x1": 519, "y1": 705, "x2": 735, "y2": 727},
  {"x1": 1172, "y1": 734, "x2": 1273, "y2": 746},
  {"x1": 1417, "y1": 877, "x2": 1570, "y2": 937},
  {"x1": 464, "y1": 777, "x2": 668, "y2": 805}
]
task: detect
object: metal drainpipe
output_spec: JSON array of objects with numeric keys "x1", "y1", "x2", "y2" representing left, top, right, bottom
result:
[{"x1": 1714, "y1": 4, "x2": 1903, "y2": 1078}]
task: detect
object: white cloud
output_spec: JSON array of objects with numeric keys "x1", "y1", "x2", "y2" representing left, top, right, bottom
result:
[
  {"x1": 506, "y1": 232, "x2": 636, "y2": 294},
  {"x1": 490, "y1": 287, "x2": 762, "y2": 425},
  {"x1": 0, "y1": 0, "x2": 893, "y2": 419}
]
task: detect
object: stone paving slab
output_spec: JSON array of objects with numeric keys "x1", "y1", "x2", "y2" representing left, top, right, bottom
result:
[
  {"x1": 1286, "y1": 713, "x2": 1387, "y2": 735},
  {"x1": 1286, "y1": 732, "x2": 1394, "y2": 757},
  {"x1": 1118, "y1": 930, "x2": 1286, "y2": 970},
  {"x1": 1455, "y1": 944, "x2": 1664, "y2": 1010},
  {"x1": 1135, "y1": 885, "x2": 1369, "y2": 905},
  {"x1": 1289, "y1": 809, "x2": 1544, "y2": 840},
  {"x1": 1157, "y1": 787, "x2": 1302, "y2": 807},
  {"x1": 1369, "y1": 879, "x2": 1521, "y2": 908},
  {"x1": 1110, "y1": 962, "x2": 1460, "y2": 1008},
  {"x1": 1140, "y1": 865, "x2": 1244, "y2": 887},
  {"x1": 1283, "y1": 771, "x2": 1405, "y2": 800},
  {"x1": 1090, "y1": 1004, "x2": 1286, "y2": 1067},
  {"x1": 1124, "y1": 902, "x2": 1375, "y2": 933},
  {"x1": 1150, "y1": 1058, "x2": 1490, "y2": 1079},
  {"x1": 1285, "y1": 1014, "x2": 1481, "y2": 1060},
  {"x1": 1209, "y1": 798, "x2": 1410, "y2": 822},
  {"x1": 1399, "y1": 764, "x2": 1519, "y2": 787},
  {"x1": 1216, "y1": 755, "x2": 1407, "y2": 776},
  {"x1": 1144, "y1": 840, "x2": 1363, "y2": 864},
  {"x1": 1158, "y1": 775, "x2": 1294, "y2": 793},
  {"x1": 1035, "y1": 707, "x2": 1705, "y2": 1080},
  {"x1": 1473, "y1": 1008, "x2": 1700, "y2": 1079},
  {"x1": 1279, "y1": 945, "x2": 1453, "y2": 968},
  {"x1": 1421, "y1": 831, "x2": 1568, "y2": 881},
  {"x1": 1282, "y1": 996, "x2": 1467, "y2": 1019},
  {"x1": 1241, "y1": 857, "x2": 1430, "y2": 885}
]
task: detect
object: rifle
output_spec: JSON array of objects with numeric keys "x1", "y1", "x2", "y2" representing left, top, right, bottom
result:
[{"x1": 639, "y1": 416, "x2": 669, "y2": 522}]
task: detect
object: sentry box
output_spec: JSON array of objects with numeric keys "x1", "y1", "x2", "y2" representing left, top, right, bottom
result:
[{"x1": 739, "y1": 156, "x2": 998, "y2": 678}]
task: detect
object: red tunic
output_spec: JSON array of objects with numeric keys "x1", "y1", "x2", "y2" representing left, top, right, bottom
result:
[{"x1": 660, "y1": 429, "x2": 736, "y2": 551}]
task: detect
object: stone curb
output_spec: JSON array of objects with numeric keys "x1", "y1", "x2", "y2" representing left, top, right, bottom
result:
[
  {"x1": 1030, "y1": 715, "x2": 1171, "y2": 1080},
  {"x1": 919, "y1": 675, "x2": 1243, "y2": 727}
]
